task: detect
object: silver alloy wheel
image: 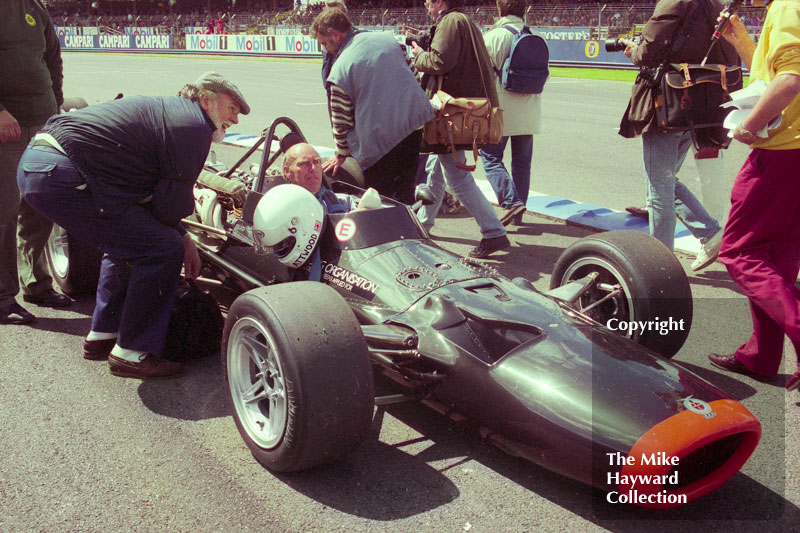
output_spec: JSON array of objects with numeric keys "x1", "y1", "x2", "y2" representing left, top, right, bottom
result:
[
  {"x1": 47, "y1": 225, "x2": 70, "y2": 280},
  {"x1": 227, "y1": 317, "x2": 288, "y2": 449},
  {"x1": 560, "y1": 256, "x2": 635, "y2": 337}
]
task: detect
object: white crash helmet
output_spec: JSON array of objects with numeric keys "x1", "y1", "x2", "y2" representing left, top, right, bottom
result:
[{"x1": 253, "y1": 184, "x2": 324, "y2": 268}]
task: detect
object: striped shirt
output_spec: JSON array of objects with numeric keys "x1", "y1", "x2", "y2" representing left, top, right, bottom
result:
[{"x1": 330, "y1": 83, "x2": 355, "y2": 157}]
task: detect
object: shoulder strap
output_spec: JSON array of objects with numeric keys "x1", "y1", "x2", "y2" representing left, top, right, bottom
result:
[
  {"x1": 456, "y1": 12, "x2": 493, "y2": 100},
  {"x1": 502, "y1": 25, "x2": 519, "y2": 36},
  {"x1": 666, "y1": 0, "x2": 702, "y2": 62}
]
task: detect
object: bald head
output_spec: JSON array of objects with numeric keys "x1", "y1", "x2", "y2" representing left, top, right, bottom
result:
[{"x1": 283, "y1": 143, "x2": 323, "y2": 194}]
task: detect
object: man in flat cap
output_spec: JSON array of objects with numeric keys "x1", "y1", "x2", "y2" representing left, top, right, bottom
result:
[{"x1": 16, "y1": 72, "x2": 249, "y2": 379}]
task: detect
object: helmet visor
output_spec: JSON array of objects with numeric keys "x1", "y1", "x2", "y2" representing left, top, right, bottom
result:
[{"x1": 272, "y1": 236, "x2": 296, "y2": 258}]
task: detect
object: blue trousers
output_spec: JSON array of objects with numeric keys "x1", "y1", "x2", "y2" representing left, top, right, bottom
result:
[
  {"x1": 17, "y1": 146, "x2": 184, "y2": 354},
  {"x1": 479, "y1": 135, "x2": 533, "y2": 209},
  {"x1": 416, "y1": 152, "x2": 506, "y2": 239},
  {"x1": 642, "y1": 129, "x2": 721, "y2": 251}
]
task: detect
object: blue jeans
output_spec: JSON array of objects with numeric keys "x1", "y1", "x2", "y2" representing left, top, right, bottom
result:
[
  {"x1": 479, "y1": 135, "x2": 532, "y2": 209},
  {"x1": 17, "y1": 146, "x2": 185, "y2": 354},
  {"x1": 642, "y1": 129, "x2": 721, "y2": 251},
  {"x1": 416, "y1": 152, "x2": 506, "y2": 239}
]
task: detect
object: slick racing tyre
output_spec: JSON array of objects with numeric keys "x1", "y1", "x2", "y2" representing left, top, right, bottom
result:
[
  {"x1": 45, "y1": 224, "x2": 102, "y2": 295},
  {"x1": 550, "y1": 230, "x2": 692, "y2": 358},
  {"x1": 222, "y1": 282, "x2": 374, "y2": 472}
]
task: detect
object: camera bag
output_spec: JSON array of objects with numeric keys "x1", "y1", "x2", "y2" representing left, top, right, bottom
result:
[
  {"x1": 422, "y1": 13, "x2": 503, "y2": 171},
  {"x1": 655, "y1": 62, "x2": 742, "y2": 149}
]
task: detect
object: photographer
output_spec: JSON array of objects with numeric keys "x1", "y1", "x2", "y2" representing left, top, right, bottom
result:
[{"x1": 618, "y1": 0, "x2": 738, "y2": 270}]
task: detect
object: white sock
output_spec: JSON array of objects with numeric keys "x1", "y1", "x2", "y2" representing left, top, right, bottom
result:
[
  {"x1": 110, "y1": 345, "x2": 147, "y2": 363},
  {"x1": 86, "y1": 331, "x2": 118, "y2": 341}
]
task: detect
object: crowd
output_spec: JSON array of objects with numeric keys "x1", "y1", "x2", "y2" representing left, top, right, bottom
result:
[
  {"x1": 3, "y1": 0, "x2": 799, "y2": 390},
  {"x1": 44, "y1": 1, "x2": 767, "y2": 34}
]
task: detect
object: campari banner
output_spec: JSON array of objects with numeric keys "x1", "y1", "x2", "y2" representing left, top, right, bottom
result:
[{"x1": 58, "y1": 33, "x2": 173, "y2": 50}]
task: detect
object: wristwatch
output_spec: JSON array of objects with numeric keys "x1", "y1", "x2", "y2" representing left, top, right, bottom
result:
[{"x1": 737, "y1": 124, "x2": 757, "y2": 141}]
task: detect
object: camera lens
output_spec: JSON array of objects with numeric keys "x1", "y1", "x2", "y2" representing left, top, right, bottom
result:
[{"x1": 605, "y1": 38, "x2": 627, "y2": 53}]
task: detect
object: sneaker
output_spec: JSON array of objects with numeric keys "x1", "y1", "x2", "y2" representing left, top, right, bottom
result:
[
  {"x1": 0, "y1": 302, "x2": 35, "y2": 325},
  {"x1": 499, "y1": 204, "x2": 526, "y2": 226},
  {"x1": 691, "y1": 230, "x2": 723, "y2": 271},
  {"x1": 469, "y1": 235, "x2": 510, "y2": 259}
]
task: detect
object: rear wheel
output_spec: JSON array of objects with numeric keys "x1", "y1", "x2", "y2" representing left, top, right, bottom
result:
[
  {"x1": 45, "y1": 225, "x2": 102, "y2": 295},
  {"x1": 222, "y1": 282, "x2": 374, "y2": 471},
  {"x1": 550, "y1": 230, "x2": 692, "y2": 358}
]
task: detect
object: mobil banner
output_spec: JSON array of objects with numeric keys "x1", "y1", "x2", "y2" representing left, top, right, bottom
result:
[{"x1": 185, "y1": 33, "x2": 320, "y2": 56}]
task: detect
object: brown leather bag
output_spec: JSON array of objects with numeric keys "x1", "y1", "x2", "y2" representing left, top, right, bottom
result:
[
  {"x1": 422, "y1": 13, "x2": 503, "y2": 171},
  {"x1": 655, "y1": 63, "x2": 743, "y2": 149}
]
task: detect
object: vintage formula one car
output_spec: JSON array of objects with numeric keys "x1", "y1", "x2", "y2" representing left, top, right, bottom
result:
[{"x1": 47, "y1": 117, "x2": 761, "y2": 509}]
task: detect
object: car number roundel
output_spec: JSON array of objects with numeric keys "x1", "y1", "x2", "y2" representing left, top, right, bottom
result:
[{"x1": 335, "y1": 218, "x2": 357, "y2": 242}]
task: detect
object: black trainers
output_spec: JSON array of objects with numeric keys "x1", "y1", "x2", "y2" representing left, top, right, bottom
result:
[
  {"x1": 469, "y1": 235, "x2": 510, "y2": 259},
  {"x1": 0, "y1": 302, "x2": 35, "y2": 325}
]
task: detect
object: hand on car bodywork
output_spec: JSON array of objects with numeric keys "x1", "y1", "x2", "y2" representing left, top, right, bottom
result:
[
  {"x1": 183, "y1": 233, "x2": 201, "y2": 279},
  {"x1": 0, "y1": 110, "x2": 21, "y2": 143},
  {"x1": 322, "y1": 154, "x2": 346, "y2": 177}
]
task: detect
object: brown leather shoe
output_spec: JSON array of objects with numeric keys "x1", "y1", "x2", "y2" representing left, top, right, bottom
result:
[
  {"x1": 108, "y1": 354, "x2": 182, "y2": 379},
  {"x1": 83, "y1": 338, "x2": 117, "y2": 360},
  {"x1": 708, "y1": 352, "x2": 752, "y2": 375},
  {"x1": 625, "y1": 206, "x2": 649, "y2": 218}
]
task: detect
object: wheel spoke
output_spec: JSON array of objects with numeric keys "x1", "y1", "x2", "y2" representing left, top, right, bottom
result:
[
  {"x1": 240, "y1": 380, "x2": 269, "y2": 405},
  {"x1": 268, "y1": 379, "x2": 285, "y2": 401},
  {"x1": 241, "y1": 335, "x2": 270, "y2": 373}
]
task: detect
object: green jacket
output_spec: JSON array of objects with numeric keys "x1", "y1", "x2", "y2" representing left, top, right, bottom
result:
[
  {"x1": 0, "y1": 0, "x2": 63, "y2": 127},
  {"x1": 413, "y1": 8, "x2": 498, "y2": 106}
]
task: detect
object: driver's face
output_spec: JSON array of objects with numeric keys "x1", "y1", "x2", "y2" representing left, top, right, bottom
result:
[{"x1": 284, "y1": 144, "x2": 323, "y2": 194}]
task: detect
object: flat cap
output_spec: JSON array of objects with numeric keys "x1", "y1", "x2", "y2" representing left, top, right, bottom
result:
[{"x1": 194, "y1": 71, "x2": 250, "y2": 115}]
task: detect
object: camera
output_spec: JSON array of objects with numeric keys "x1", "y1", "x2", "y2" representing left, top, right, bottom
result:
[
  {"x1": 605, "y1": 38, "x2": 628, "y2": 53},
  {"x1": 405, "y1": 33, "x2": 431, "y2": 51}
]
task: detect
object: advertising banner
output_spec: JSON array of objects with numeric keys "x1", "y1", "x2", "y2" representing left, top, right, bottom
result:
[
  {"x1": 184, "y1": 33, "x2": 320, "y2": 56},
  {"x1": 58, "y1": 34, "x2": 173, "y2": 50},
  {"x1": 124, "y1": 27, "x2": 157, "y2": 35},
  {"x1": 56, "y1": 26, "x2": 99, "y2": 36}
]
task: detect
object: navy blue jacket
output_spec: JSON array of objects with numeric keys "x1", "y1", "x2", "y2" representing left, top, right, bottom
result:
[{"x1": 42, "y1": 95, "x2": 215, "y2": 221}]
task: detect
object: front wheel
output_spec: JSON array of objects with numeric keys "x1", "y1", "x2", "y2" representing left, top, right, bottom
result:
[
  {"x1": 222, "y1": 282, "x2": 374, "y2": 472},
  {"x1": 550, "y1": 230, "x2": 692, "y2": 358}
]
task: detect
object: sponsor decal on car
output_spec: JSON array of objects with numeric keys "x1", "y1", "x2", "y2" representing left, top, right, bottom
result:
[
  {"x1": 335, "y1": 218, "x2": 357, "y2": 242},
  {"x1": 320, "y1": 261, "x2": 378, "y2": 300},
  {"x1": 682, "y1": 396, "x2": 717, "y2": 419}
]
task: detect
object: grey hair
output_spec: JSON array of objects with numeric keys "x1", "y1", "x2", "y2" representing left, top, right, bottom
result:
[{"x1": 177, "y1": 83, "x2": 218, "y2": 103}]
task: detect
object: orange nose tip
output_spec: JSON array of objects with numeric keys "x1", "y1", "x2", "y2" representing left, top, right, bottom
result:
[{"x1": 616, "y1": 399, "x2": 760, "y2": 509}]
